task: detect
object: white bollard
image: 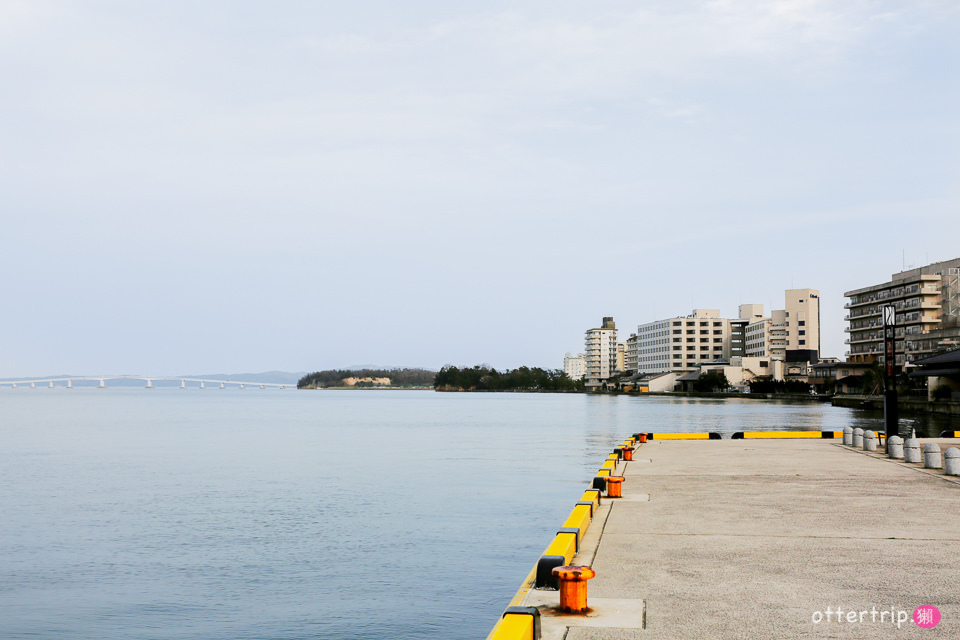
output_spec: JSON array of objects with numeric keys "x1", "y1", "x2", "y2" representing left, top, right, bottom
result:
[
  {"x1": 842, "y1": 427, "x2": 853, "y2": 446},
  {"x1": 853, "y1": 428, "x2": 864, "y2": 447},
  {"x1": 863, "y1": 430, "x2": 877, "y2": 452},
  {"x1": 887, "y1": 436, "x2": 904, "y2": 460},
  {"x1": 904, "y1": 436, "x2": 922, "y2": 463},
  {"x1": 944, "y1": 448, "x2": 960, "y2": 476},
  {"x1": 923, "y1": 443, "x2": 942, "y2": 469}
]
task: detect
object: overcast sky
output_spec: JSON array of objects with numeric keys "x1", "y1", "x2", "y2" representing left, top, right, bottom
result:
[{"x1": 1, "y1": 1, "x2": 958, "y2": 377}]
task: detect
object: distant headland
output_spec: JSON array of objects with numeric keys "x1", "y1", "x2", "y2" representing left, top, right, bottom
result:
[{"x1": 297, "y1": 368, "x2": 436, "y2": 389}]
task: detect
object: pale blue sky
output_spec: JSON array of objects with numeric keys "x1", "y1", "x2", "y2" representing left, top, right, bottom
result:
[{"x1": 1, "y1": 1, "x2": 958, "y2": 376}]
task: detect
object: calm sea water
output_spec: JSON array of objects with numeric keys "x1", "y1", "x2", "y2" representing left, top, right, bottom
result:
[{"x1": 0, "y1": 389, "x2": 949, "y2": 639}]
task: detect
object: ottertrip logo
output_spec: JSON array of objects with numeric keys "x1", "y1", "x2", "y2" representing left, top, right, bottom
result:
[{"x1": 811, "y1": 605, "x2": 941, "y2": 629}]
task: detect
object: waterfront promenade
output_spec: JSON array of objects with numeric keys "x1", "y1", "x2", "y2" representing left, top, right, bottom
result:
[{"x1": 510, "y1": 437, "x2": 960, "y2": 639}]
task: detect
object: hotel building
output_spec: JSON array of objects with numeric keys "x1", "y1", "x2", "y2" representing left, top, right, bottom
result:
[
  {"x1": 743, "y1": 289, "x2": 821, "y2": 363},
  {"x1": 634, "y1": 309, "x2": 734, "y2": 374},
  {"x1": 563, "y1": 352, "x2": 586, "y2": 381},
  {"x1": 844, "y1": 258, "x2": 960, "y2": 367},
  {"x1": 584, "y1": 317, "x2": 618, "y2": 389}
]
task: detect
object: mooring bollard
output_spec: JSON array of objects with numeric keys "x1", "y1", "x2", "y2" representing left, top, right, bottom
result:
[
  {"x1": 637, "y1": 432, "x2": 647, "y2": 443},
  {"x1": 944, "y1": 448, "x2": 960, "y2": 476},
  {"x1": 904, "y1": 436, "x2": 922, "y2": 463},
  {"x1": 606, "y1": 476, "x2": 625, "y2": 498},
  {"x1": 853, "y1": 428, "x2": 864, "y2": 447},
  {"x1": 887, "y1": 436, "x2": 904, "y2": 460},
  {"x1": 622, "y1": 446, "x2": 634, "y2": 461},
  {"x1": 842, "y1": 426, "x2": 853, "y2": 446},
  {"x1": 863, "y1": 430, "x2": 877, "y2": 452},
  {"x1": 551, "y1": 565, "x2": 596, "y2": 612},
  {"x1": 923, "y1": 443, "x2": 942, "y2": 469}
]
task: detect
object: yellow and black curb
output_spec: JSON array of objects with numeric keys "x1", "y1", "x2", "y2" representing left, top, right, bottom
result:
[
  {"x1": 636, "y1": 430, "x2": 846, "y2": 440},
  {"x1": 485, "y1": 436, "x2": 637, "y2": 640}
]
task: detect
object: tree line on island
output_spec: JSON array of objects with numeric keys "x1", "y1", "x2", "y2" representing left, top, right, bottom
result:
[
  {"x1": 433, "y1": 365, "x2": 583, "y2": 391},
  {"x1": 297, "y1": 368, "x2": 436, "y2": 389},
  {"x1": 297, "y1": 365, "x2": 583, "y2": 391}
]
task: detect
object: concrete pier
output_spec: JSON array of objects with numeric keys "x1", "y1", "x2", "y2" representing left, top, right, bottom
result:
[{"x1": 507, "y1": 437, "x2": 960, "y2": 639}]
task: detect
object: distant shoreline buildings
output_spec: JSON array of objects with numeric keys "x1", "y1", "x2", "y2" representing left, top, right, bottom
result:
[{"x1": 568, "y1": 257, "x2": 960, "y2": 394}]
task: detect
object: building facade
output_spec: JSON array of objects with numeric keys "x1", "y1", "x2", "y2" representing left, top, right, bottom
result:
[
  {"x1": 844, "y1": 258, "x2": 960, "y2": 367},
  {"x1": 563, "y1": 352, "x2": 586, "y2": 381},
  {"x1": 624, "y1": 334, "x2": 639, "y2": 374},
  {"x1": 584, "y1": 317, "x2": 618, "y2": 389},
  {"x1": 635, "y1": 309, "x2": 733, "y2": 374},
  {"x1": 743, "y1": 289, "x2": 821, "y2": 363}
]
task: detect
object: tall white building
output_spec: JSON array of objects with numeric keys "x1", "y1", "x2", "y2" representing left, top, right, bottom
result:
[
  {"x1": 744, "y1": 289, "x2": 821, "y2": 362},
  {"x1": 563, "y1": 352, "x2": 586, "y2": 380},
  {"x1": 584, "y1": 317, "x2": 618, "y2": 390},
  {"x1": 635, "y1": 309, "x2": 733, "y2": 374},
  {"x1": 624, "y1": 334, "x2": 639, "y2": 374}
]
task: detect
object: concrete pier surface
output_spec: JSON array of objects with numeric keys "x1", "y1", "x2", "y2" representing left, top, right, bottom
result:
[{"x1": 524, "y1": 438, "x2": 960, "y2": 639}]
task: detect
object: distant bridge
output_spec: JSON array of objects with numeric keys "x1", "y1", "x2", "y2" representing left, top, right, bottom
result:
[{"x1": 0, "y1": 375, "x2": 295, "y2": 389}]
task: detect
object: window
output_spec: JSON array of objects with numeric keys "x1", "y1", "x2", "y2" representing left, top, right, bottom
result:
[
  {"x1": 673, "y1": 330, "x2": 681, "y2": 335},
  {"x1": 760, "y1": 361, "x2": 768, "y2": 367},
  {"x1": 799, "y1": 340, "x2": 806, "y2": 345},
  {"x1": 798, "y1": 321, "x2": 805, "y2": 326},
  {"x1": 673, "y1": 338, "x2": 681, "y2": 343},
  {"x1": 799, "y1": 330, "x2": 806, "y2": 335}
]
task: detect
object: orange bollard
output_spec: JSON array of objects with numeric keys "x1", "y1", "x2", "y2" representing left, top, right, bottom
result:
[
  {"x1": 606, "y1": 475, "x2": 625, "y2": 498},
  {"x1": 551, "y1": 565, "x2": 596, "y2": 612},
  {"x1": 638, "y1": 433, "x2": 647, "y2": 443},
  {"x1": 622, "y1": 446, "x2": 634, "y2": 461}
]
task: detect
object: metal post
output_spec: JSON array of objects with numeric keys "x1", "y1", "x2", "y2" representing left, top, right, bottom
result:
[{"x1": 882, "y1": 305, "x2": 898, "y2": 444}]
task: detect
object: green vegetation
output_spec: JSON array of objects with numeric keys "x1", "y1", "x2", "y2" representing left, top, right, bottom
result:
[
  {"x1": 694, "y1": 371, "x2": 730, "y2": 393},
  {"x1": 433, "y1": 365, "x2": 583, "y2": 391},
  {"x1": 933, "y1": 384, "x2": 954, "y2": 401},
  {"x1": 297, "y1": 368, "x2": 436, "y2": 389}
]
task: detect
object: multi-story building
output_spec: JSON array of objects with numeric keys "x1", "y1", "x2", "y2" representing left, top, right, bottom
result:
[
  {"x1": 584, "y1": 317, "x2": 618, "y2": 389},
  {"x1": 744, "y1": 290, "x2": 821, "y2": 363},
  {"x1": 624, "y1": 334, "x2": 639, "y2": 375},
  {"x1": 844, "y1": 258, "x2": 960, "y2": 367},
  {"x1": 563, "y1": 352, "x2": 586, "y2": 380},
  {"x1": 635, "y1": 309, "x2": 732, "y2": 374},
  {"x1": 630, "y1": 290, "x2": 820, "y2": 375}
]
